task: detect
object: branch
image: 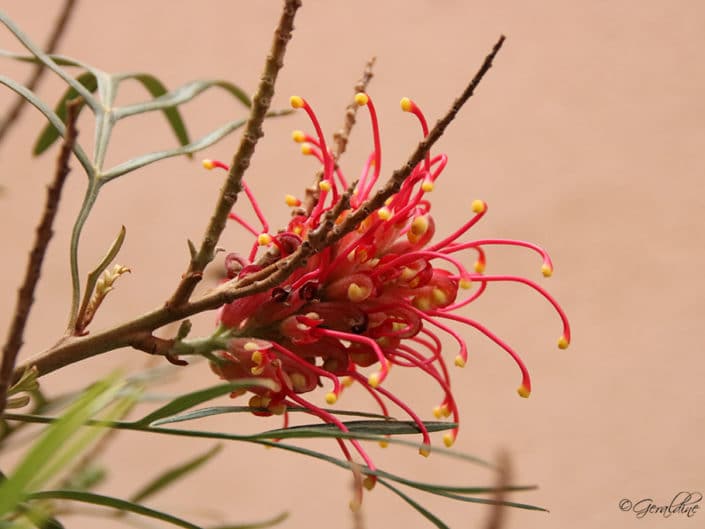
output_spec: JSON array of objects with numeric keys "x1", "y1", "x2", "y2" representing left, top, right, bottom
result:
[
  {"x1": 302, "y1": 56, "x2": 376, "y2": 215},
  {"x1": 10, "y1": 35, "x2": 505, "y2": 383},
  {"x1": 0, "y1": 99, "x2": 80, "y2": 413},
  {"x1": 0, "y1": 0, "x2": 78, "y2": 145},
  {"x1": 167, "y1": 0, "x2": 302, "y2": 308}
]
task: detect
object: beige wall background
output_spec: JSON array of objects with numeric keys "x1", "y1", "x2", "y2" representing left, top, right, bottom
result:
[{"x1": 1, "y1": 1, "x2": 703, "y2": 528}]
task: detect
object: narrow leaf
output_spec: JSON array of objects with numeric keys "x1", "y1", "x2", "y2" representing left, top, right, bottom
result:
[
  {"x1": 0, "y1": 74, "x2": 92, "y2": 174},
  {"x1": 262, "y1": 420, "x2": 455, "y2": 439},
  {"x1": 129, "y1": 444, "x2": 222, "y2": 503},
  {"x1": 74, "y1": 225, "x2": 127, "y2": 331},
  {"x1": 113, "y1": 79, "x2": 251, "y2": 121},
  {"x1": 376, "y1": 478, "x2": 450, "y2": 529},
  {"x1": 116, "y1": 73, "x2": 191, "y2": 152},
  {"x1": 0, "y1": 375, "x2": 124, "y2": 516},
  {"x1": 207, "y1": 511, "x2": 288, "y2": 529},
  {"x1": 26, "y1": 490, "x2": 202, "y2": 529},
  {"x1": 135, "y1": 380, "x2": 275, "y2": 426},
  {"x1": 33, "y1": 71, "x2": 97, "y2": 155}
]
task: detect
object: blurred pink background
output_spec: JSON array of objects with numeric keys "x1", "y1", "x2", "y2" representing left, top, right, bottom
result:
[{"x1": 1, "y1": 1, "x2": 704, "y2": 528}]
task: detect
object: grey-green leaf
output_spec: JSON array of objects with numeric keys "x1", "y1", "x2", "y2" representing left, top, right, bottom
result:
[
  {"x1": 129, "y1": 444, "x2": 222, "y2": 503},
  {"x1": 33, "y1": 71, "x2": 97, "y2": 155}
]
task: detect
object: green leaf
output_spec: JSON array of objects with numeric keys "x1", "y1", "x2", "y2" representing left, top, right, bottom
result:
[
  {"x1": 26, "y1": 490, "x2": 202, "y2": 529},
  {"x1": 376, "y1": 478, "x2": 450, "y2": 529},
  {"x1": 101, "y1": 118, "x2": 246, "y2": 181},
  {"x1": 116, "y1": 73, "x2": 191, "y2": 153},
  {"x1": 0, "y1": 74, "x2": 92, "y2": 174},
  {"x1": 112, "y1": 79, "x2": 251, "y2": 121},
  {"x1": 33, "y1": 71, "x2": 97, "y2": 155},
  {"x1": 262, "y1": 420, "x2": 455, "y2": 439},
  {"x1": 135, "y1": 380, "x2": 276, "y2": 426},
  {"x1": 207, "y1": 511, "x2": 288, "y2": 529},
  {"x1": 0, "y1": 375, "x2": 125, "y2": 516},
  {"x1": 0, "y1": 14, "x2": 97, "y2": 105},
  {"x1": 129, "y1": 444, "x2": 222, "y2": 503},
  {"x1": 74, "y1": 225, "x2": 127, "y2": 331},
  {"x1": 148, "y1": 405, "x2": 391, "y2": 426}
]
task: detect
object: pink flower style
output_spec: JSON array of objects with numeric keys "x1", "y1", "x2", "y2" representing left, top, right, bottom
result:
[{"x1": 205, "y1": 92, "x2": 570, "y2": 476}]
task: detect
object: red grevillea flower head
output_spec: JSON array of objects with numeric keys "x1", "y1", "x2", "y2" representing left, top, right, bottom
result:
[{"x1": 206, "y1": 92, "x2": 571, "y2": 472}]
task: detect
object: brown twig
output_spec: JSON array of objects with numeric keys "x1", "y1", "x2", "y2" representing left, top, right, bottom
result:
[
  {"x1": 9, "y1": 35, "x2": 505, "y2": 383},
  {"x1": 301, "y1": 56, "x2": 376, "y2": 215},
  {"x1": 484, "y1": 450, "x2": 511, "y2": 529},
  {"x1": 0, "y1": 0, "x2": 78, "y2": 145},
  {"x1": 0, "y1": 99, "x2": 80, "y2": 413},
  {"x1": 167, "y1": 0, "x2": 302, "y2": 308}
]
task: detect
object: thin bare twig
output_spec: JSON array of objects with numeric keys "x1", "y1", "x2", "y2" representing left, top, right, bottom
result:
[
  {"x1": 167, "y1": 0, "x2": 302, "y2": 308},
  {"x1": 302, "y1": 56, "x2": 376, "y2": 215},
  {"x1": 0, "y1": 0, "x2": 78, "y2": 145},
  {"x1": 484, "y1": 450, "x2": 511, "y2": 529},
  {"x1": 10, "y1": 35, "x2": 505, "y2": 384},
  {"x1": 0, "y1": 99, "x2": 80, "y2": 413}
]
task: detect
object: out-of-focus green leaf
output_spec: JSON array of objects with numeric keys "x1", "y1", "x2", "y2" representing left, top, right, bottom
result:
[
  {"x1": 26, "y1": 490, "x2": 201, "y2": 529},
  {"x1": 0, "y1": 375, "x2": 125, "y2": 517},
  {"x1": 207, "y1": 511, "x2": 288, "y2": 529},
  {"x1": 129, "y1": 444, "x2": 221, "y2": 503},
  {"x1": 0, "y1": 74, "x2": 92, "y2": 173},
  {"x1": 135, "y1": 380, "x2": 276, "y2": 426},
  {"x1": 33, "y1": 71, "x2": 97, "y2": 155}
]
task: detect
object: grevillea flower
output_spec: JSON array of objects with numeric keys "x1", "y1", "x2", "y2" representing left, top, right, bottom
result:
[{"x1": 205, "y1": 92, "x2": 570, "y2": 483}]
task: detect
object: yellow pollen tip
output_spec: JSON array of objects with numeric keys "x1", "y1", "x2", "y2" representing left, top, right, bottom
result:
[
  {"x1": 454, "y1": 355, "x2": 466, "y2": 368},
  {"x1": 325, "y1": 392, "x2": 338, "y2": 405},
  {"x1": 318, "y1": 180, "x2": 332, "y2": 192},
  {"x1": 347, "y1": 282, "x2": 370, "y2": 302},
  {"x1": 257, "y1": 233, "x2": 272, "y2": 246},
  {"x1": 378, "y1": 439, "x2": 389, "y2": 448},
  {"x1": 441, "y1": 404, "x2": 451, "y2": 418},
  {"x1": 289, "y1": 95, "x2": 305, "y2": 109},
  {"x1": 558, "y1": 336, "x2": 570, "y2": 349},
  {"x1": 471, "y1": 199, "x2": 486, "y2": 214},
  {"x1": 412, "y1": 296, "x2": 432, "y2": 311},
  {"x1": 377, "y1": 207, "x2": 392, "y2": 221},
  {"x1": 517, "y1": 385, "x2": 531, "y2": 398},
  {"x1": 354, "y1": 92, "x2": 369, "y2": 106},
  {"x1": 293, "y1": 226, "x2": 303, "y2": 235},
  {"x1": 250, "y1": 366, "x2": 265, "y2": 376},
  {"x1": 368, "y1": 372, "x2": 381, "y2": 388},
  {"x1": 363, "y1": 476, "x2": 376, "y2": 491},
  {"x1": 421, "y1": 180, "x2": 434, "y2": 192},
  {"x1": 411, "y1": 215, "x2": 428, "y2": 235},
  {"x1": 459, "y1": 278, "x2": 472, "y2": 290},
  {"x1": 291, "y1": 129, "x2": 306, "y2": 143},
  {"x1": 251, "y1": 350, "x2": 263, "y2": 364},
  {"x1": 400, "y1": 97, "x2": 412, "y2": 112},
  {"x1": 285, "y1": 194, "x2": 300, "y2": 207},
  {"x1": 201, "y1": 159, "x2": 215, "y2": 170},
  {"x1": 342, "y1": 376, "x2": 354, "y2": 388},
  {"x1": 300, "y1": 143, "x2": 313, "y2": 155},
  {"x1": 443, "y1": 433, "x2": 455, "y2": 448},
  {"x1": 474, "y1": 261, "x2": 486, "y2": 273},
  {"x1": 433, "y1": 406, "x2": 443, "y2": 419},
  {"x1": 419, "y1": 446, "x2": 431, "y2": 457},
  {"x1": 432, "y1": 287, "x2": 448, "y2": 305},
  {"x1": 541, "y1": 264, "x2": 553, "y2": 277}
]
